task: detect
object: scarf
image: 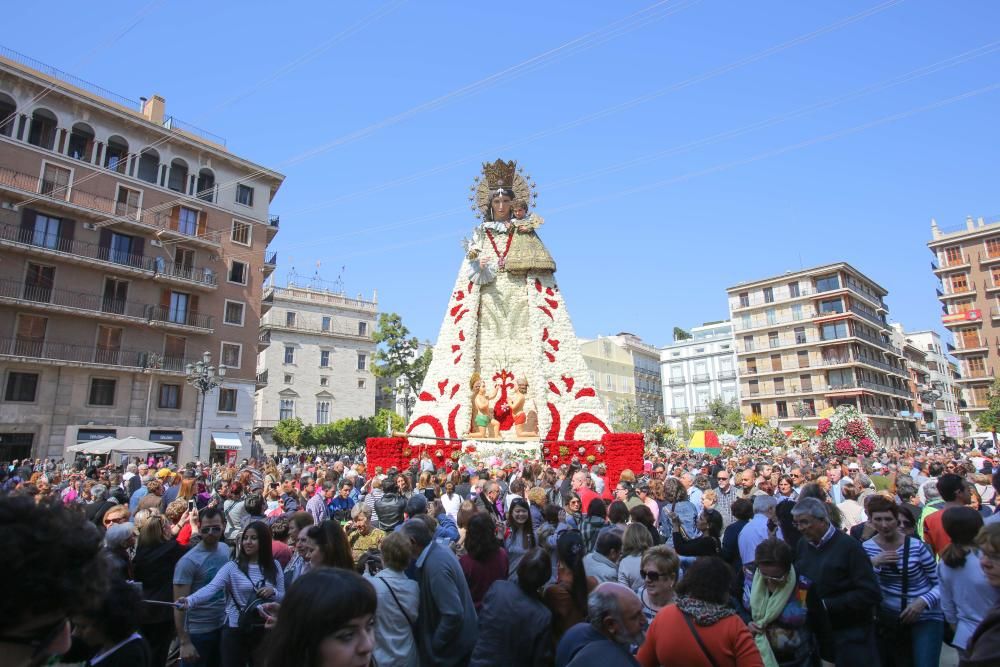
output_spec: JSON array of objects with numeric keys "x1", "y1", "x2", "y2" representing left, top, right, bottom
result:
[
  {"x1": 676, "y1": 595, "x2": 736, "y2": 626},
  {"x1": 750, "y1": 565, "x2": 797, "y2": 667}
]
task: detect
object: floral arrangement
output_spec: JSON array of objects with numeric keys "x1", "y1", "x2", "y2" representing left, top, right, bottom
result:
[{"x1": 817, "y1": 406, "x2": 880, "y2": 457}]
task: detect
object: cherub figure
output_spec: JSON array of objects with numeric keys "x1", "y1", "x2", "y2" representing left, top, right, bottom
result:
[
  {"x1": 464, "y1": 373, "x2": 500, "y2": 439},
  {"x1": 508, "y1": 377, "x2": 538, "y2": 438}
]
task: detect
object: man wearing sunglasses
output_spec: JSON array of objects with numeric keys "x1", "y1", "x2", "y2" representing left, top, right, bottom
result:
[{"x1": 173, "y1": 506, "x2": 228, "y2": 666}]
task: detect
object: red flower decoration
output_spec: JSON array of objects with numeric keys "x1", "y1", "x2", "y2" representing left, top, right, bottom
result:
[{"x1": 817, "y1": 419, "x2": 831, "y2": 434}]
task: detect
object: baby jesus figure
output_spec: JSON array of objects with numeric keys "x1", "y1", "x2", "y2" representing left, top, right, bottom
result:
[{"x1": 508, "y1": 377, "x2": 538, "y2": 438}]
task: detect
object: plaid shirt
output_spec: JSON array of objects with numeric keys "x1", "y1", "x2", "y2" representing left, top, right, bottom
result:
[{"x1": 714, "y1": 484, "x2": 738, "y2": 527}]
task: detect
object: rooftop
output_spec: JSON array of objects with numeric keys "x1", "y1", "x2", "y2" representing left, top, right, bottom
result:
[
  {"x1": 928, "y1": 215, "x2": 1000, "y2": 246},
  {"x1": 726, "y1": 261, "x2": 888, "y2": 297}
]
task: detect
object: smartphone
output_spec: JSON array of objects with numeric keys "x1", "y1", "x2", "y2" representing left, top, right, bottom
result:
[{"x1": 188, "y1": 499, "x2": 196, "y2": 511}]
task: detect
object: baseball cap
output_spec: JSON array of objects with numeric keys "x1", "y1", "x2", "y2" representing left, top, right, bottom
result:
[
  {"x1": 156, "y1": 468, "x2": 171, "y2": 478},
  {"x1": 848, "y1": 462, "x2": 859, "y2": 471}
]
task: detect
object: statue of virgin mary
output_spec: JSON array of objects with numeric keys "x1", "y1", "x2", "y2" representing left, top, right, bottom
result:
[{"x1": 404, "y1": 159, "x2": 610, "y2": 445}]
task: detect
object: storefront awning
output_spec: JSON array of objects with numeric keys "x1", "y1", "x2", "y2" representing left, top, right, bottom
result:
[{"x1": 211, "y1": 432, "x2": 243, "y2": 450}]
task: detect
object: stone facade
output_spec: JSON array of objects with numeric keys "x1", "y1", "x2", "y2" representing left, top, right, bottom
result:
[{"x1": 660, "y1": 321, "x2": 739, "y2": 429}]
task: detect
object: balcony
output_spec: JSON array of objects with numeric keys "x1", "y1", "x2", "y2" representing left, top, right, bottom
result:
[
  {"x1": 0, "y1": 335, "x2": 195, "y2": 374},
  {"x1": 734, "y1": 311, "x2": 815, "y2": 332},
  {"x1": 0, "y1": 221, "x2": 218, "y2": 290},
  {"x1": 0, "y1": 278, "x2": 213, "y2": 332},
  {"x1": 691, "y1": 373, "x2": 711, "y2": 383},
  {"x1": 861, "y1": 407, "x2": 918, "y2": 421},
  {"x1": 932, "y1": 253, "x2": 971, "y2": 274},
  {"x1": 266, "y1": 215, "x2": 280, "y2": 240},
  {"x1": 731, "y1": 287, "x2": 817, "y2": 311},
  {"x1": 263, "y1": 251, "x2": 277, "y2": 276},
  {"x1": 256, "y1": 370, "x2": 268, "y2": 388},
  {"x1": 0, "y1": 166, "x2": 219, "y2": 248},
  {"x1": 842, "y1": 279, "x2": 886, "y2": 311},
  {"x1": 955, "y1": 367, "x2": 994, "y2": 383},
  {"x1": 261, "y1": 320, "x2": 372, "y2": 342},
  {"x1": 952, "y1": 337, "x2": 989, "y2": 355},
  {"x1": 718, "y1": 369, "x2": 737, "y2": 380},
  {"x1": 979, "y1": 249, "x2": 1000, "y2": 267},
  {"x1": 738, "y1": 335, "x2": 815, "y2": 355},
  {"x1": 938, "y1": 284, "x2": 977, "y2": 301},
  {"x1": 943, "y1": 309, "x2": 984, "y2": 327},
  {"x1": 849, "y1": 305, "x2": 888, "y2": 329},
  {"x1": 258, "y1": 330, "x2": 271, "y2": 350},
  {"x1": 820, "y1": 354, "x2": 907, "y2": 377}
]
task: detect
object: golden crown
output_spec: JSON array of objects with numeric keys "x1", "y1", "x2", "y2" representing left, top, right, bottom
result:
[{"x1": 482, "y1": 159, "x2": 517, "y2": 190}]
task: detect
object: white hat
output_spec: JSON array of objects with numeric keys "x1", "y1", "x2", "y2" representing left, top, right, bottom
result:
[
  {"x1": 848, "y1": 462, "x2": 859, "y2": 470},
  {"x1": 872, "y1": 462, "x2": 883, "y2": 470}
]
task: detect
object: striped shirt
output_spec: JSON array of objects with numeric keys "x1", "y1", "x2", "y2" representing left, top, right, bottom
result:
[
  {"x1": 185, "y1": 560, "x2": 285, "y2": 628},
  {"x1": 862, "y1": 536, "x2": 942, "y2": 621}
]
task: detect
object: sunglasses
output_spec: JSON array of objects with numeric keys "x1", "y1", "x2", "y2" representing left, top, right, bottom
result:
[
  {"x1": 759, "y1": 572, "x2": 788, "y2": 583},
  {"x1": 199, "y1": 525, "x2": 223, "y2": 534},
  {"x1": 717, "y1": 476, "x2": 729, "y2": 481},
  {"x1": 640, "y1": 570, "x2": 667, "y2": 582},
  {"x1": 104, "y1": 516, "x2": 129, "y2": 526}
]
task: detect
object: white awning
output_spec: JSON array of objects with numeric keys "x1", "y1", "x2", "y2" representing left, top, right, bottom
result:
[{"x1": 211, "y1": 432, "x2": 244, "y2": 450}]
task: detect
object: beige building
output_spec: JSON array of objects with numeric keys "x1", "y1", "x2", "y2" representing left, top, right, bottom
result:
[
  {"x1": 254, "y1": 284, "x2": 377, "y2": 451},
  {"x1": 0, "y1": 49, "x2": 283, "y2": 462},
  {"x1": 580, "y1": 336, "x2": 637, "y2": 422},
  {"x1": 928, "y1": 216, "x2": 1000, "y2": 434},
  {"x1": 727, "y1": 263, "x2": 917, "y2": 446}
]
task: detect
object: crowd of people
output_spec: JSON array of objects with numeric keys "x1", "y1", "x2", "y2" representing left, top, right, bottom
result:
[{"x1": 4, "y1": 444, "x2": 1000, "y2": 667}]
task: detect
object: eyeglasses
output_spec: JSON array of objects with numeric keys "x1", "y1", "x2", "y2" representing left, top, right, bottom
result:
[
  {"x1": 640, "y1": 570, "x2": 666, "y2": 582},
  {"x1": 199, "y1": 525, "x2": 223, "y2": 534},
  {"x1": 103, "y1": 515, "x2": 128, "y2": 526},
  {"x1": 716, "y1": 476, "x2": 729, "y2": 481},
  {"x1": 758, "y1": 571, "x2": 788, "y2": 583},
  {"x1": 568, "y1": 500, "x2": 581, "y2": 505}
]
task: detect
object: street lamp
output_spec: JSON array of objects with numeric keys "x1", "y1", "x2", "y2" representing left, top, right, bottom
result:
[
  {"x1": 921, "y1": 386, "x2": 943, "y2": 449},
  {"x1": 185, "y1": 351, "x2": 226, "y2": 462}
]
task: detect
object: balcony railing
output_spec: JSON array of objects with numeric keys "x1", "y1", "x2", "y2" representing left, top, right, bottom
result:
[
  {"x1": 0, "y1": 334, "x2": 194, "y2": 372},
  {"x1": 268, "y1": 215, "x2": 280, "y2": 228},
  {"x1": 718, "y1": 369, "x2": 737, "y2": 379},
  {"x1": 256, "y1": 370, "x2": 268, "y2": 386},
  {"x1": 843, "y1": 278, "x2": 886, "y2": 310},
  {"x1": 939, "y1": 284, "x2": 976, "y2": 298},
  {"x1": 262, "y1": 320, "x2": 372, "y2": 340},
  {"x1": 265, "y1": 251, "x2": 277, "y2": 265},
  {"x1": 0, "y1": 222, "x2": 217, "y2": 287},
  {"x1": 955, "y1": 337, "x2": 987, "y2": 351},
  {"x1": 936, "y1": 254, "x2": 969, "y2": 269},
  {"x1": 0, "y1": 278, "x2": 213, "y2": 329},
  {"x1": 691, "y1": 373, "x2": 711, "y2": 382},
  {"x1": 732, "y1": 287, "x2": 817, "y2": 309},
  {"x1": 0, "y1": 166, "x2": 218, "y2": 245},
  {"x1": 849, "y1": 305, "x2": 887, "y2": 328}
]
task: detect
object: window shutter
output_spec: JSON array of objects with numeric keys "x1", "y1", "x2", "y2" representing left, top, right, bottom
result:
[
  {"x1": 160, "y1": 289, "x2": 171, "y2": 310},
  {"x1": 59, "y1": 218, "x2": 75, "y2": 247},
  {"x1": 99, "y1": 228, "x2": 112, "y2": 249},
  {"x1": 169, "y1": 206, "x2": 179, "y2": 231},
  {"x1": 19, "y1": 208, "x2": 37, "y2": 232},
  {"x1": 190, "y1": 295, "x2": 199, "y2": 317},
  {"x1": 197, "y1": 210, "x2": 207, "y2": 237},
  {"x1": 132, "y1": 236, "x2": 144, "y2": 259}
]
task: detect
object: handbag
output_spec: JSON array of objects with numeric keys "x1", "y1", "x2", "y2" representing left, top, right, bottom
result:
[
  {"x1": 875, "y1": 536, "x2": 912, "y2": 642},
  {"x1": 681, "y1": 611, "x2": 721, "y2": 667},
  {"x1": 236, "y1": 569, "x2": 267, "y2": 635}
]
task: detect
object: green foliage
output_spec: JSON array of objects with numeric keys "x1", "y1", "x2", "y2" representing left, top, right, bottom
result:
[
  {"x1": 673, "y1": 327, "x2": 692, "y2": 341},
  {"x1": 691, "y1": 398, "x2": 743, "y2": 435},
  {"x1": 271, "y1": 417, "x2": 305, "y2": 449},
  {"x1": 976, "y1": 378, "x2": 1000, "y2": 441},
  {"x1": 372, "y1": 313, "x2": 432, "y2": 392},
  {"x1": 610, "y1": 400, "x2": 644, "y2": 433},
  {"x1": 649, "y1": 423, "x2": 677, "y2": 446},
  {"x1": 284, "y1": 416, "x2": 385, "y2": 452},
  {"x1": 374, "y1": 408, "x2": 405, "y2": 435}
]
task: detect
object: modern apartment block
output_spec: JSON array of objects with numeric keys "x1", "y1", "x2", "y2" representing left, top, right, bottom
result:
[
  {"x1": 900, "y1": 329, "x2": 967, "y2": 442},
  {"x1": 0, "y1": 48, "x2": 283, "y2": 462},
  {"x1": 660, "y1": 321, "x2": 739, "y2": 429},
  {"x1": 727, "y1": 263, "x2": 917, "y2": 446},
  {"x1": 928, "y1": 216, "x2": 1000, "y2": 433},
  {"x1": 605, "y1": 332, "x2": 664, "y2": 425},
  {"x1": 254, "y1": 284, "x2": 377, "y2": 452}
]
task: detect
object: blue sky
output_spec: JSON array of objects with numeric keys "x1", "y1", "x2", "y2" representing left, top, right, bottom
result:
[{"x1": 8, "y1": 1, "x2": 1000, "y2": 346}]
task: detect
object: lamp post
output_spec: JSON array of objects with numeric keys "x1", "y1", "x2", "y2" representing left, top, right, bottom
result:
[
  {"x1": 185, "y1": 351, "x2": 226, "y2": 462},
  {"x1": 921, "y1": 386, "x2": 943, "y2": 449}
]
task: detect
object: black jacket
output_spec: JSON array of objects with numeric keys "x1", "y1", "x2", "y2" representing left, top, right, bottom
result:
[
  {"x1": 794, "y1": 528, "x2": 881, "y2": 632},
  {"x1": 374, "y1": 492, "x2": 405, "y2": 531}
]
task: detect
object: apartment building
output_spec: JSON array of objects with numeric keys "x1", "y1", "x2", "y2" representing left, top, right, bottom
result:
[
  {"x1": 254, "y1": 285, "x2": 377, "y2": 452},
  {"x1": 901, "y1": 329, "x2": 967, "y2": 443},
  {"x1": 0, "y1": 48, "x2": 283, "y2": 462},
  {"x1": 660, "y1": 321, "x2": 739, "y2": 429},
  {"x1": 605, "y1": 332, "x2": 664, "y2": 425},
  {"x1": 727, "y1": 263, "x2": 917, "y2": 446},
  {"x1": 580, "y1": 336, "x2": 637, "y2": 421},
  {"x1": 928, "y1": 216, "x2": 1000, "y2": 434}
]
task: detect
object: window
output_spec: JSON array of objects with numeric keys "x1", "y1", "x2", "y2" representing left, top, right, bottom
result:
[
  {"x1": 743, "y1": 335, "x2": 754, "y2": 352},
  {"x1": 224, "y1": 301, "x2": 245, "y2": 326},
  {"x1": 88, "y1": 378, "x2": 116, "y2": 406},
  {"x1": 802, "y1": 398, "x2": 815, "y2": 415},
  {"x1": 136, "y1": 149, "x2": 160, "y2": 184},
  {"x1": 357, "y1": 353, "x2": 367, "y2": 371},
  {"x1": 158, "y1": 383, "x2": 180, "y2": 409},
  {"x1": 0, "y1": 95, "x2": 15, "y2": 137},
  {"x1": 94, "y1": 325, "x2": 122, "y2": 364},
  {"x1": 672, "y1": 392, "x2": 686, "y2": 410},
  {"x1": 164, "y1": 335, "x2": 186, "y2": 362},
  {"x1": 115, "y1": 186, "x2": 141, "y2": 219},
  {"x1": 320, "y1": 377, "x2": 329, "y2": 387},
  {"x1": 218, "y1": 388, "x2": 237, "y2": 413},
  {"x1": 749, "y1": 379, "x2": 759, "y2": 396},
  {"x1": 32, "y1": 214, "x2": 61, "y2": 249},
  {"x1": 794, "y1": 327, "x2": 807, "y2": 344},
  {"x1": 197, "y1": 169, "x2": 215, "y2": 202},
  {"x1": 316, "y1": 401, "x2": 331, "y2": 425},
  {"x1": 279, "y1": 399, "x2": 295, "y2": 420},
  {"x1": 168, "y1": 159, "x2": 188, "y2": 193},
  {"x1": 819, "y1": 298, "x2": 844, "y2": 314},
  {"x1": 768, "y1": 332, "x2": 779, "y2": 349},
  {"x1": 788, "y1": 282, "x2": 800, "y2": 298},
  {"x1": 815, "y1": 274, "x2": 840, "y2": 292},
  {"x1": 236, "y1": 184, "x2": 254, "y2": 207},
  {"x1": 944, "y1": 245, "x2": 965, "y2": 265},
  {"x1": 776, "y1": 401, "x2": 788, "y2": 418},
  {"x1": 746, "y1": 358, "x2": 757, "y2": 374},
  {"x1": 321, "y1": 316, "x2": 331, "y2": 332},
  {"x1": 15, "y1": 314, "x2": 47, "y2": 356},
  {"x1": 24, "y1": 263, "x2": 54, "y2": 303},
  {"x1": 228, "y1": 260, "x2": 248, "y2": 285},
  {"x1": 220, "y1": 343, "x2": 241, "y2": 369},
  {"x1": 800, "y1": 375, "x2": 813, "y2": 392},
  {"x1": 622, "y1": 378, "x2": 630, "y2": 393},
  {"x1": 750, "y1": 402, "x2": 762, "y2": 416},
  {"x1": 174, "y1": 248, "x2": 195, "y2": 273},
  {"x1": 284, "y1": 374, "x2": 293, "y2": 384},
  {"x1": 284, "y1": 346, "x2": 295, "y2": 364},
  {"x1": 820, "y1": 322, "x2": 847, "y2": 341},
  {"x1": 798, "y1": 351, "x2": 810, "y2": 368},
  {"x1": 774, "y1": 377, "x2": 785, "y2": 394},
  {"x1": 358, "y1": 321, "x2": 368, "y2": 336},
  {"x1": 105, "y1": 136, "x2": 128, "y2": 173},
  {"x1": 40, "y1": 163, "x2": 71, "y2": 200},
  {"x1": 5, "y1": 372, "x2": 38, "y2": 402},
  {"x1": 766, "y1": 308, "x2": 776, "y2": 325},
  {"x1": 986, "y1": 238, "x2": 1000, "y2": 259},
  {"x1": 178, "y1": 207, "x2": 198, "y2": 236},
  {"x1": 320, "y1": 350, "x2": 331, "y2": 368},
  {"x1": 357, "y1": 378, "x2": 366, "y2": 389},
  {"x1": 231, "y1": 220, "x2": 251, "y2": 245},
  {"x1": 168, "y1": 292, "x2": 189, "y2": 324},
  {"x1": 109, "y1": 232, "x2": 135, "y2": 265},
  {"x1": 791, "y1": 304, "x2": 803, "y2": 321},
  {"x1": 740, "y1": 314, "x2": 751, "y2": 329},
  {"x1": 286, "y1": 311, "x2": 297, "y2": 327},
  {"x1": 27, "y1": 109, "x2": 56, "y2": 149},
  {"x1": 771, "y1": 354, "x2": 782, "y2": 371},
  {"x1": 739, "y1": 292, "x2": 749, "y2": 308},
  {"x1": 951, "y1": 273, "x2": 969, "y2": 293},
  {"x1": 763, "y1": 287, "x2": 774, "y2": 303},
  {"x1": 606, "y1": 375, "x2": 614, "y2": 390}
]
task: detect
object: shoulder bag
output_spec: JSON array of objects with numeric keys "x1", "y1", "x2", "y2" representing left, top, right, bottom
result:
[
  {"x1": 378, "y1": 577, "x2": 417, "y2": 633},
  {"x1": 875, "y1": 535, "x2": 912, "y2": 647},
  {"x1": 681, "y1": 611, "x2": 721, "y2": 667},
  {"x1": 235, "y1": 568, "x2": 267, "y2": 635}
]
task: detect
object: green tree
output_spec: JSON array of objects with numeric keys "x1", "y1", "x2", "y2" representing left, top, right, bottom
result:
[
  {"x1": 611, "y1": 400, "x2": 644, "y2": 433},
  {"x1": 373, "y1": 313, "x2": 432, "y2": 388},
  {"x1": 976, "y1": 378, "x2": 1000, "y2": 447},
  {"x1": 272, "y1": 417, "x2": 305, "y2": 450},
  {"x1": 673, "y1": 327, "x2": 692, "y2": 341},
  {"x1": 696, "y1": 397, "x2": 743, "y2": 434},
  {"x1": 374, "y1": 408, "x2": 406, "y2": 435}
]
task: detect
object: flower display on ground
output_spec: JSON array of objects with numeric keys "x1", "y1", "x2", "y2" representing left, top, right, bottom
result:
[
  {"x1": 818, "y1": 406, "x2": 881, "y2": 457},
  {"x1": 817, "y1": 418, "x2": 831, "y2": 435}
]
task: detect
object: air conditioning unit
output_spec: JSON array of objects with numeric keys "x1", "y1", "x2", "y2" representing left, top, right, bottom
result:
[
  {"x1": 149, "y1": 239, "x2": 163, "y2": 247},
  {"x1": 82, "y1": 222, "x2": 97, "y2": 231},
  {"x1": 0, "y1": 202, "x2": 16, "y2": 211}
]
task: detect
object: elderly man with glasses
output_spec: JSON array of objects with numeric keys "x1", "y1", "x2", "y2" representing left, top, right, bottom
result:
[
  {"x1": 713, "y1": 470, "x2": 738, "y2": 527},
  {"x1": 173, "y1": 506, "x2": 229, "y2": 667}
]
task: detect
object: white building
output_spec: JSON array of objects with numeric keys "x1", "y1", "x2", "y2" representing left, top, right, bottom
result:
[
  {"x1": 254, "y1": 284, "x2": 377, "y2": 451},
  {"x1": 899, "y1": 329, "x2": 967, "y2": 442},
  {"x1": 660, "y1": 321, "x2": 739, "y2": 428}
]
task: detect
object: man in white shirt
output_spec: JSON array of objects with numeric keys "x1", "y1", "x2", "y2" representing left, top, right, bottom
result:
[{"x1": 738, "y1": 495, "x2": 781, "y2": 607}]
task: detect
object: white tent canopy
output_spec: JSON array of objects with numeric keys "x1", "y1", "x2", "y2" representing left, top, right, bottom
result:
[{"x1": 66, "y1": 436, "x2": 174, "y2": 456}]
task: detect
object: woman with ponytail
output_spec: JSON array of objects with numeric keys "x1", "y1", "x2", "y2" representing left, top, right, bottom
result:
[{"x1": 939, "y1": 507, "x2": 997, "y2": 652}]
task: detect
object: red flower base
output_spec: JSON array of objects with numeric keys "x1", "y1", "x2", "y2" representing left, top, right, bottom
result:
[{"x1": 366, "y1": 432, "x2": 643, "y2": 486}]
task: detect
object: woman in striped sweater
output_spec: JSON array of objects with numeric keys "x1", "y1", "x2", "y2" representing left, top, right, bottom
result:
[
  {"x1": 862, "y1": 496, "x2": 943, "y2": 667},
  {"x1": 180, "y1": 520, "x2": 285, "y2": 667}
]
